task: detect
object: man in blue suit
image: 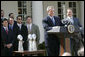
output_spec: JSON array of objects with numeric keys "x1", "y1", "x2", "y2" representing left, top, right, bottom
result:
[
  {"x1": 8, "y1": 17, "x2": 17, "y2": 51},
  {"x1": 62, "y1": 8, "x2": 83, "y2": 56},
  {"x1": 42, "y1": 6, "x2": 63, "y2": 56}
]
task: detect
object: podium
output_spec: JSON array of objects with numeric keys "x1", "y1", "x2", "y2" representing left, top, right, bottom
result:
[{"x1": 47, "y1": 26, "x2": 80, "y2": 56}]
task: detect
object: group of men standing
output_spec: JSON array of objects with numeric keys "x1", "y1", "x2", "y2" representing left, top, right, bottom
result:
[{"x1": 1, "y1": 10, "x2": 40, "y2": 56}]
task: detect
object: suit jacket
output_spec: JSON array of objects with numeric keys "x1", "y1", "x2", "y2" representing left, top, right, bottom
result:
[
  {"x1": 42, "y1": 16, "x2": 63, "y2": 46},
  {"x1": 1, "y1": 26, "x2": 14, "y2": 56},
  {"x1": 26, "y1": 24, "x2": 40, "y2": 48},
  {"x1": 8, "y1": 21, "x2": 17, "y2": 37},
  {"x1": 1, "y1": 27, "x2": 14, "y2": 48},
  {"x1": 62, "y1": 17, "x2": 82, "y2": 27},
  {"x1": 8, "y1": 22, "x2": 18, "y2": 51},
  {"x1": 62, "y1": 17, "x2": 82, "y2": 32},
  {"x1": 14, "y1": 24, "x2": 28, "y2": 51},
  {"x1": 62, "y1": 17, "x2": 83, "y2": 49}
]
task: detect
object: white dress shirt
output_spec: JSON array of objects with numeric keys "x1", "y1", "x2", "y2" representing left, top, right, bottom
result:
[
  {"x1": 27, "y1": 23, "x2": 32, "y2": 31},
  {"x1": 49, "y1": 15, "x2": 55, "y2": 25},
  {"x1": 17, "y1": 23, "x2": 22, "y2": 30},
  {"x1": 67, "y1": 16, "x2": 74, "y2": 24},
  {"x1": 3, "y1": 26, "x2": 8, "y2": 31}
]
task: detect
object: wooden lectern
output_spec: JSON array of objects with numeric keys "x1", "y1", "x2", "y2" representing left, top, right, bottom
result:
[{"x1": 47, "y1": 26, "x2": 79, "y2": 56}]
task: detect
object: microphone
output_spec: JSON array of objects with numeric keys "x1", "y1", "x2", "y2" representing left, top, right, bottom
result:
[{"x1": 62, "y1": 19, "x2": 72, "y2": 25}]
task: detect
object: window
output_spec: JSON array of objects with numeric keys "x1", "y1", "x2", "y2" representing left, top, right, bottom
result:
[
  {"x1": 18, "y1": 1, "x2": 27, "y2": 24},
  {"x1": 57, "y1": 2, "x2": 66, "y2": 19},
  {"x1": 69, "y1": 2, "x2": 77, "y2": 17},
  {"x1": 57, "y1": 1, "x2": 78, "y2": 19}
]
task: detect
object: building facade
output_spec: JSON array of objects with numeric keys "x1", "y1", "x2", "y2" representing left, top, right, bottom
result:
[{"x1": 1, "y1": 1, "x2": 84, "y2": 43}]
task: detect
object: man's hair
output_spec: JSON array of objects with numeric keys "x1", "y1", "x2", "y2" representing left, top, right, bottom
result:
[
  {"x1": 47, "y1": 6, "x2": 54, "y2": 11},
  {"x1": 16, "y1": 15, "x2": 22, "y2": 20},
  {"x1": 2, "y1": 18, "x2": 8, "y2": 23},
  {"x1": 9, "y1": 13, "x2": 14, "y2": 17},
  {"x1": 26, "y1": 16, "x2": 32, "y2": 20},
  {"x1": 8, "y1": 17, "x2": 14, "y2": 20},
  {"x1": 67, "y1": 8, "x2": 73, "y2": 12}
]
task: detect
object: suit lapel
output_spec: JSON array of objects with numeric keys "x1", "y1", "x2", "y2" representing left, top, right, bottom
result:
[
  {"x1": 54, "y1": 16, "x2": 57, "y2": 26},
  {"x1": 31, "y1": 24, "x2": 34, "y2": 34},
  {"x1": 47, "y1": 16, "x2": 54, "y2": 26},
  {"x1": 3, "y1": 27, "x2": 8, "y2": 35},
  {"x1": 73, "y1": 17, "x2": 76, "y2": 25}
]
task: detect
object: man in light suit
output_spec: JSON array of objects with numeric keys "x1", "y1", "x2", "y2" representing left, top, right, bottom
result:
[
  {"x1": 26, "y1": 16, "x2": 40, "y2": 50},
  {"x1": 62, "y1": 8, "x2": 83, "y2": 56},
  {"x1": 42, "y1": 6, "x2": 64, "y2": 56}
]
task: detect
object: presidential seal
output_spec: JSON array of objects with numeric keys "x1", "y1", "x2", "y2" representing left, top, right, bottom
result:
[{"x1": 67, "y1": 25, "x2": 75, "y2": 33}]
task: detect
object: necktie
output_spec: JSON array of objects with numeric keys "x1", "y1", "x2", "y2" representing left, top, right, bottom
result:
[
  {"x1": 69, "y1": 18, "x2": 74, "y2": 24},
  {"x1": 28, "y1": 25, "x2": 31, "y2": 33},
  {"x1": 10, "y1": 25, "x2": 13, "y2": 30},
  {"x1": 19, "y1": 25, "x2": 21, "y2": 30},
  {"x1": 6, "y1": 28, "x2": 8, "y2": 34},
  {"x1": 52, "y1": 17, "x2": 55, "y2": 25}
]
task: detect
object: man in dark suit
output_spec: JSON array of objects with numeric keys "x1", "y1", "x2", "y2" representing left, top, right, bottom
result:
[
  {"x1": 1, "y1": 19, "x2": 14, "y2": 56},
  {"x1": 42, "y1": 6, "x2": 63, "y2": 56},
  {"x1": 8, "y1": 17, "x2": 17, "y2": 51},
  {"x1": 62, "y1": 8, "x2": 83, "y2": 56},
  {"x1": 14, "y1": 15, "x2": 28, "y2": 51}
]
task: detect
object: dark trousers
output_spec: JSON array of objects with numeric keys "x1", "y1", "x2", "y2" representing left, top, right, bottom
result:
[
  {"x1": 45, "y1": 35, "x2": 60, "y2": 56},
  {"x1": 1, "y1": 47, "x2": 13, "y2": 56},
  {"x1": 70, "y1": 38, "x2": 83, "y2": 56}
]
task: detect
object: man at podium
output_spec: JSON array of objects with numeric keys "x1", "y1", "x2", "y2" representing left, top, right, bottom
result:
[
  {"x1": 62, "y1": 8, "x2": 84, "y2": 56},
  {"x1": 42, "y1": 6, "x2": 64, "y2": 56}
]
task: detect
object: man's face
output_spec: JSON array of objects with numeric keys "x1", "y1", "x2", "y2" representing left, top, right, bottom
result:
[
  {"x1": 9, "y1": 18, "x2": 14, "y2": 25},
  {"x1": 17, "y1": 17, "x2": 22, "y2": 24},
  {"x1": 10, "y1": 14, "x2": 14, "y2": 18},
  {"x1": 67, "y1": 10, "x2": 73, "y2": 17},
  {"x1": 26, "y1": 17, "x2": 32, "y2": 24},
  {"x1": 48, "y1": 9, "x2": 54, "y2": 16},
  {"x1": 2, "y1": 21, "x2": 8, "y2": 27},
  {"x1": 1, "y1": 11, "x2": 4, "y2": 17}
]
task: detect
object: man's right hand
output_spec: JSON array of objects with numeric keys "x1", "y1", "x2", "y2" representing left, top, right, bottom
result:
[{"x1": 5, "y1": 44, "x2": 12, "y2": 48}]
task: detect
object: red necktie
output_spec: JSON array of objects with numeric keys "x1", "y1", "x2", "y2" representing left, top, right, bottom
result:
[{"x1": 6, "y1": 28, "x2": 8, "y2": 34}]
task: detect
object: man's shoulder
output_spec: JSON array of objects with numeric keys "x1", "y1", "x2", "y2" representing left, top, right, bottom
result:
[
  {"x1": 73, "y1": 17, "x2": 79, "y2": 20},
  {"x1": 33, "y1": 24, "x2": 39, "y2": 28},
  {"x1": 54, "y1": 16, "x2": 59, "y2": 18},
  {"x1": 22, "y1": 24, "x2": 27, "y2": 28},
  {"x1": 43, "y1": 16, "x2": 49, "y2": 20},
  {"x1": 1, "y1": 26, "x2": 4, "y2": 30},
  {"x1": 43, "y1": 16, "x2": 59, "y2": 20},
  {"x1": 1, "y1": 27, "x2": 5, "y2": 32}
]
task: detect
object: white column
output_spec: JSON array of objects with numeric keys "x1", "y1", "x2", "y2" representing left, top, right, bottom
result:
[
  {"x1": 32, "y1": 1, "x2": 44, "y2": 43},
  {"x1": 80, "y1": 1, "x2": 84, "y2": 27}
]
